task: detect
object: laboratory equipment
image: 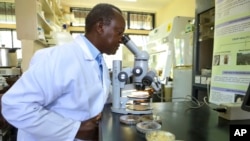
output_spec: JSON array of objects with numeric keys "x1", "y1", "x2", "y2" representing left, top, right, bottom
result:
[
  {"x1": 0, "y1": 49, "x2": 21, "y2": 141},
  {"x1": 111, "y1": 35, "x2": 161, "y2": 114},
  {"x1": 212, "y1": 83, "x2": 250, "y2": 120},
  {"x1": 146, "y1": 16, "x2": 194, "y2": 102},
  {"x1": 0, "y1": 48, "x2": 21, "y2": 91},
  {"x1": 217, "y1": 102, "x2": 250, "y2": 120},
  {"x1": 53, "y1": 24, "x2": 74, "y2": 45}
]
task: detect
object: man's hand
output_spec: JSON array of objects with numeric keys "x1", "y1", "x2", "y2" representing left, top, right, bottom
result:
[{"x1": 76, "y1": 113, "x2": 102, "y2": 140}]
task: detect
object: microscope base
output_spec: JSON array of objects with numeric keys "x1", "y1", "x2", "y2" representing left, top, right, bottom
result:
[{"x1": 111, "y1": 107, "x2": 152, "y2": 115}]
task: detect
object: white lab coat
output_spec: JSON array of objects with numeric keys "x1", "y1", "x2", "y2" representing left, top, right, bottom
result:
[{"x1": 1, "y1": 35, "x2": 111, "y2": 141}]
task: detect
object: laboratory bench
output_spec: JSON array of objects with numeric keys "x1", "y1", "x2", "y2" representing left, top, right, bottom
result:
[
  {"x1": 0, "y1": 94, "x2": 17, "y2": 141},
  {"x1": 99, "y1": 101, "x2": 250, "y2": 141}
]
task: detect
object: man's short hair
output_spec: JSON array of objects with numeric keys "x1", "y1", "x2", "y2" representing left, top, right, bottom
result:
[{"x1": 85, "y1": 3, "x2": 122, "y2": 33}]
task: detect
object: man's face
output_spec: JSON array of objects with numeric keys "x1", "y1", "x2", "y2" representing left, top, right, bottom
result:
[{"x1": 100, "y1": 12, "x2": 125, "y2": 55}]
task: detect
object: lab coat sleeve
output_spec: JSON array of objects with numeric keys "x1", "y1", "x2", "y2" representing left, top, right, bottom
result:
[
  {"x1": 1, "y1": 49, "x2": 81, "y2": 141},
  {"x1": 105, "y1": 85, "x2": 113, "y2": 104}
]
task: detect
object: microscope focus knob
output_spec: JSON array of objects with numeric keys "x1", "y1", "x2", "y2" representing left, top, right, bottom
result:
[
  {"x1": 133, "y1": 67, "x2": 143, "y2": 76},
  {"x1": 118, "y1": 72, "x2": 128, "y2": 82}
]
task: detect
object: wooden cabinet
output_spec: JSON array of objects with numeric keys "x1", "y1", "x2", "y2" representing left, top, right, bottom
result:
[
  {"x1": 15, "y1": 0, "x2": 65, "y2": 71},
  {"x1": 192, "y1": 0, "x2": 215, "y2": 100},
  {"x1": 197, "y1": 8, "x2": 215, "y2": 71},
  {"x1": 15, "y1": 0, "x2": 64, "y2": 46}
]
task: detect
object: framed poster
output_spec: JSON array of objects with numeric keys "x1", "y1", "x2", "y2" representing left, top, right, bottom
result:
[{"x1": 209, "y1": 0, "x2": 250, "y2": 105}]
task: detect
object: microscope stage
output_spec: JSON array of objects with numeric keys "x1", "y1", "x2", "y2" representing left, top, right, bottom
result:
[
  {"x1": 127, "y1": 91, "x2": 150, "y2": 99},
  {"x1": 127, "y1": 104, "x2": 152, "y2": 111}
]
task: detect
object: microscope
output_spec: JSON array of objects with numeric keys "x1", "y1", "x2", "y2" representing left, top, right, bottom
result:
[{"x1": 111, "y1": 35, "x2": 161, "y2": 114}]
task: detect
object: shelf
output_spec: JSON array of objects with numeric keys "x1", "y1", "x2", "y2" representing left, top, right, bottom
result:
[
  {"x1": 52, "y1": 0, "x2": 65, "y2": 25},
  {"x1": 36, "y1": 39, "x2": 48, "y2": 46},
  {"x1": 199, "y1": 35, "x2": 214, "y2": 42},
  {"x1": 52, "y1": 0, "x2": 63, "y2": 17},
  {"x1": 37, "y1": 12, "x2": 53, "y2": 34},
  {"x1": 36, "y1": 38, "x2": 56, "y2": 47},
  {"x1": 200, "y1": 22, "x2": 214, "y2": 27},
  {"x1": 15, "y1": 0, "x2": 65, "y2": 41},
  {"x1": 41, "y1": 0, "x2": 54, "y2": 15},
  {"x1": 193, "y1": 83, "x2": 209, "y2": 89}
]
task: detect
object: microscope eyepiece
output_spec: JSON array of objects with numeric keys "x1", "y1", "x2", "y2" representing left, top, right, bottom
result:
[{"x1": 121, "y1": 35, "x2": 130, "y2": 44}]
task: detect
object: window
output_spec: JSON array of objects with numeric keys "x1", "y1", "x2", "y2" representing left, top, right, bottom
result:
[
  {"x1": 0, "y1": 29, "x2": 22, "y2": 59},
  {"x1": 0, "y1": 29, "x2": 21, "y2": 48},
  {"x1": 0, "y1": 29, "x2": 11, "y2": 47},
  {"x1": 126, "y1": 12, "x2": 155, "y2": 30},
  {"x1": 0, "y1": 2, "x2": 15, "y2": 24},
  {"x1": 12, "y1": 30, "x2": 21, "y2": 48},
  {"x1": 70, "y1": 7, "x2": 155, "y2": 30},
  {"x1": 70, "y1": 8, "x2": 90, "y2": 27},
  {"x1": 128, "y1": 34, "x2": 149, "y2": 50}
]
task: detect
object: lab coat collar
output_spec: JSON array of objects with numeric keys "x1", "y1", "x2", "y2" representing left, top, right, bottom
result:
[
  {"x1": 74, "y1": 35, "x2": 111, "y2": 102},
  {"x1": 80, "y1": 34, "x2": 101, "y2": 61},
  {"x1": 74, "y1": 35, "x2": 95, "y2": 61}
]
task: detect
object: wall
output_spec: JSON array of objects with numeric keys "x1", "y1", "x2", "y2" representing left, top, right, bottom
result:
[
  {"x1": 21, "y1": 40, "x2": 44, "y2": 71},
  {"x1": 156, "y1": 0, "x2": 195, "y2": 26}
]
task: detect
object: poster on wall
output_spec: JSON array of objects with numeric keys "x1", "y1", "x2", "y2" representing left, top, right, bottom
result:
[{"x1": 209, "y1": 0, "x2": 250, "y2": 105}]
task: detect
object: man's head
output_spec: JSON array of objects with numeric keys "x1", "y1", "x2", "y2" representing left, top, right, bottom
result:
[{"x1": 85, "y1": 3, "x2": 125, "y2": 55}]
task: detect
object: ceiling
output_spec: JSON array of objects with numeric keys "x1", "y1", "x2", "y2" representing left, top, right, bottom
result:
[{"x1": 60, "y1": 0, "x2": 172, "y2": 12}]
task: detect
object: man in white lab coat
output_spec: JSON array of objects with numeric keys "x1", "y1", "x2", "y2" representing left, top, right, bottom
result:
[{"x1": 1, "y1": 3, "x2": 125, "y2": 141}]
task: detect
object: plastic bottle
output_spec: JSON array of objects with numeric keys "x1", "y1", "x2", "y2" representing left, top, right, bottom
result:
[{"x1": 53, "y1": 24, "x2": 73, "y2": 45}]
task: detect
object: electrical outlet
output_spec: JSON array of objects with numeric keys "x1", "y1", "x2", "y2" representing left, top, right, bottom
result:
[
  {"x1": 201, "y1": 76, "x2": 207, "y2": 84},
  {"x1": 206, "y1": 77, "x2": 211, "y2": 84}
]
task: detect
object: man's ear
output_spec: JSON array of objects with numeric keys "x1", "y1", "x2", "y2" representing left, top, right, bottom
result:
[{"x1": 96, "y1": 21, "x2": 104, "y2": 34}]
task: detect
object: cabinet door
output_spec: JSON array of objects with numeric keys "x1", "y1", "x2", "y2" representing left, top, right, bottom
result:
[
  {"x1": 15, "y1": 0, "x2": 61, "y2": 41},
  {"x1": 192, "y1": 7, "x2": 215, "y2": 99},
  {"x1": 197, "y1": 8, "x2": 215, "y2": 72},
  {"x1": 15, "y1": 0, "x2": 38, "y2": 40}
]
